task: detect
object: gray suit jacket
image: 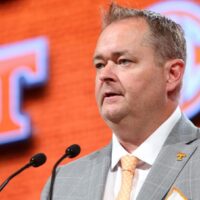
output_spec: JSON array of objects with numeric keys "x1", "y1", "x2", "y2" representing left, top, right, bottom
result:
[{"x1": 41, "y1": 115, "x2": 200, "y2": 200}]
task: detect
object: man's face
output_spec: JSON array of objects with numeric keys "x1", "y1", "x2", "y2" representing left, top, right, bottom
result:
[{"x1": 93, "y1": 18, "x2": 168, "y2": 125}]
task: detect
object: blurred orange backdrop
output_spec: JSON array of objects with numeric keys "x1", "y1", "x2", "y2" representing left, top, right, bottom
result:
[{"x1": 0, "y1": 0, "x2": 200, "y2": 199}]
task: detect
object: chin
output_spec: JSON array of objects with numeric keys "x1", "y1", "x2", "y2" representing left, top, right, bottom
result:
[{"x1": 101, "y1": 109, "x2": 125, "y2": 124}]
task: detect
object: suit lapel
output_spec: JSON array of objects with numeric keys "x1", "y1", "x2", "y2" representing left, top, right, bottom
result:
[
  {"x1": 136, "y1": 143, "x2": 197, "y2": 200},
  {"x1": 137, "y1": 115, "x2": 199, "y2": 200}
]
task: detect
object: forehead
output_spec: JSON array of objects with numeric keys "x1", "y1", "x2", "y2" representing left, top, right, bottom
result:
[{"x1": 94, "y1": 18, "x2": 151, "y2": 58}]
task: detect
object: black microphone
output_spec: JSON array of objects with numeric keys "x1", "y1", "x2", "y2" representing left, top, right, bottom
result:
[
  {"x1": 0, "y1": 153, "x2": 47, "y2": 192},
  {"x1": 48, "y1": 144, "x2": 81, "y2": 200}
]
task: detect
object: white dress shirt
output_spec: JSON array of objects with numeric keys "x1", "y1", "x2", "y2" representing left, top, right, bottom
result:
[{"x1": 103, "y1": 107, "x2": 181, "y2": 200}]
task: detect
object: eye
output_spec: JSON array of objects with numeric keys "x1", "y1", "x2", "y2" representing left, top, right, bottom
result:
[
  {"x1": 118, "y1": 59, "x2": 132, "y2": 66},
  {"x1": 94, "y1": 62, "x2": 105, "y2": 69}
]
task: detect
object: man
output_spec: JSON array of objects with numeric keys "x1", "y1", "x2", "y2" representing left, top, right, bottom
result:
[{"x1": 41, "y1": 3, "x2": 200, "y2": 200}]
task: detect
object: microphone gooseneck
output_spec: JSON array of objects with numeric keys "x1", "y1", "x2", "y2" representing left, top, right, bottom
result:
[
  {"x1": 0, "y1": 153, "x2": 47, "y2": 192},
  {"x1": 48, "y1": 144, "x2": 81, "y2": 200}
]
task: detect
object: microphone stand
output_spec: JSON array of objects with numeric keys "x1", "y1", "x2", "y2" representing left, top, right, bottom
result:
[
  {"x1": 0, "y1": 163, "x2": 31, "y2": 191},
  {"x1": 48, "y1": 144, "x2": 80, "y2": 200},
  {"x1": 48, "y1": 154, "x2": 68, "y2": 200},
  {"x1": 0, "y1": 153, "x2": 46, "y2": 192}
]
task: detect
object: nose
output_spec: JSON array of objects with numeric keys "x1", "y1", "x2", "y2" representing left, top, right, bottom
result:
[{"x1": 98, "y1": 61, "x2": 117, "y2": 82}]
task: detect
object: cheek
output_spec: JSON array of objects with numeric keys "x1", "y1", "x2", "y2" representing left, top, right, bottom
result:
[
  {"x1": 95, "y1": 77, "x2": 101, "y2": 101},
  {"x1": 123, "y1": 72, "x2": 163, "y2": 99},
  {"x1": 122, "y1": 74, "x2": 143, "y2": 94},
  {"x1": 125, "y1": 84, "x2": 142, "y2": 106},
  {"x1": 119, "y1": 66, "x2": 166, "y2": 104}
]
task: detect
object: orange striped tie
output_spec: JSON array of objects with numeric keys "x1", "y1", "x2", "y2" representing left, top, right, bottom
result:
[{"x1": 116, "y1": 155, "x2": 138, "y2": 200}]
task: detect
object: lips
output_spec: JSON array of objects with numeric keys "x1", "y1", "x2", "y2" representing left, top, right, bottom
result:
[{"x1": 102, "y1": 91, "x2": 123, "y2": 103}]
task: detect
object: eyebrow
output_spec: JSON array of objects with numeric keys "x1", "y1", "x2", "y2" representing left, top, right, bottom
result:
[
  {"x1": 93, "y1": 54, "x2": 103, "y2": 62},
  {"x1": 93, "y1": 50, "x2": 130, "y2": 62}
]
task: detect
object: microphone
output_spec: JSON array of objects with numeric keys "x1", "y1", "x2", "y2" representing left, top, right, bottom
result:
[
  {"x1": 48, "y1": 144, "x2": 81, "y2": 200},
  {"x1": 0, "y1": 153, "x2": 47, "y2": 192}
]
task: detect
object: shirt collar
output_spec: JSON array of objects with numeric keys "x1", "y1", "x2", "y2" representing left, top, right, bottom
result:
[{"x1": 111, "y1": 107, "x2": 182, "y2": 170}]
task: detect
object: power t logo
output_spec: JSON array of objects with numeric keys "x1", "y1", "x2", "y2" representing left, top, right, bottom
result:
[
  {"x1": 149, "y1": 0, "x2": 200, "y2": 118},
  {"x1": 0, "y1": 37, "x2": 48, "y2": 145}
]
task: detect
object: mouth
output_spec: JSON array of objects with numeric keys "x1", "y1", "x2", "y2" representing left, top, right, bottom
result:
[
  {"x1": 104, "y1": 92, "x2": 121, "y2": 97},
  {"x1": 102, "y1": 91, "x2": 123, "y2": 103}
]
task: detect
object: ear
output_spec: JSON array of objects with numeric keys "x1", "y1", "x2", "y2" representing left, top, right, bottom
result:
[{"x1": 165, "y1": 59, "x2": 185, "y2": 95}]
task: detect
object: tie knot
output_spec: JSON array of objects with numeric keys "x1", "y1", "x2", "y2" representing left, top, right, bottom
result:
[{"x1": 120, "y1": 155, "x2": 138, "y2": 173}]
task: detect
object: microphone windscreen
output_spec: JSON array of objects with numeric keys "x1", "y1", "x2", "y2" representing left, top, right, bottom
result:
[
  {"x1": 30, "y1": 153, "x2": 47, "y2": 167},
  {"x1": 65, "y1": 144, "x2": 81, "y2": 158}
]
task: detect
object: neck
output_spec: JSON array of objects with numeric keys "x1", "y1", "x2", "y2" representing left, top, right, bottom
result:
[{"x1": 107, "y1": 105, "x2": 178, "y2": 152}]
